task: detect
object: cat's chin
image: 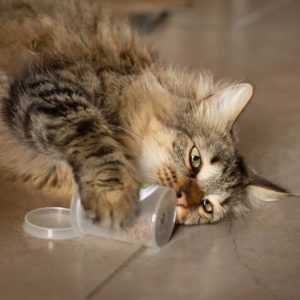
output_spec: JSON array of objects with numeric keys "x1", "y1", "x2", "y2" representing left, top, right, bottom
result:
[{"x1": 176, "y1": 206, "x2": 196, "y2": 225}]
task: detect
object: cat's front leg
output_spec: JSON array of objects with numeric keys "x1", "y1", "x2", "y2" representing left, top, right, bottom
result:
[
  {"x1": 68, "y1": 135, "x2": 140, "y2": 228},
  {"x1": 3, "y1": 77, "x2": 139, "y2": 227},
  {"x1": 50, "y1": 114, "x2": 140, "y2": 227}
]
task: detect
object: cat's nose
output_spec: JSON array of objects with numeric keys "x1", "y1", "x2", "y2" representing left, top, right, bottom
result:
[
  {"x1": 177, "y1": 191, "x2": 188, "y2": 207},
  {"x1": 176, "y1": 181, "x2": 203, "y2": 207}
]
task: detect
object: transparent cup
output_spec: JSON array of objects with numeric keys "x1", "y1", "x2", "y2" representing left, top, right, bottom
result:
[{"x1": 23, "y1": 185, "x2": 177, "y2": 247}]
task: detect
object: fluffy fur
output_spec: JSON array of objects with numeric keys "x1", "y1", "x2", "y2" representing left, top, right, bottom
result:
[{"x1": 0, "y1": 0, "x2": 287, "y2": 227}]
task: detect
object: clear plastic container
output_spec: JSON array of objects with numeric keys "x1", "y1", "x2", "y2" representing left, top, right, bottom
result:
[{"x1": 23, "y1": 185, "x2": 177, "y2": 247}]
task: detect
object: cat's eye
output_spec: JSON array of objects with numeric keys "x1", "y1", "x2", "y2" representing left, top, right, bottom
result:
[
  {"x1": 201, "y1": 199, "x2": 213, "y2": 213},
  {"x1": 189, "y1": 146, "x2": 201, "y2": 170}
]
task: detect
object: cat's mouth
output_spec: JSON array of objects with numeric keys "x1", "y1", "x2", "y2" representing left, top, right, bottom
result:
[{"x1": 175, "y1": 205, "x2": 201, "y2": 225}]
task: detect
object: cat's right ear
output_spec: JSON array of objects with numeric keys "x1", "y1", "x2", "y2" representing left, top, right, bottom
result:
[{"x1": 200, "y1": 83, "x2": 253, "y2": 129}]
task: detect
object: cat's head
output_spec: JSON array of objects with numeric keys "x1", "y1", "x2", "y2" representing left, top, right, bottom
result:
[{"x1": 135, "y1": 69, "x2": 287, "y2": 225}]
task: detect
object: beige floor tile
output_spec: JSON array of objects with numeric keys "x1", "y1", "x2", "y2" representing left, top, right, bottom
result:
[
  {"x1": 0, "y1": 180, "x2": 141, "y2": 300},
  {"x1": 90, "y1": 197, "x2": 300, "y2": 300},
  {"x1": 238, "y1": 88, "x2": 300, "y2": 193}
]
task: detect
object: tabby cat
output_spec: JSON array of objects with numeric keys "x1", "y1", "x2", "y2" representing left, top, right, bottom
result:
[{"x1": 0, "y1": 0, "x2": 287, "y2": 227}]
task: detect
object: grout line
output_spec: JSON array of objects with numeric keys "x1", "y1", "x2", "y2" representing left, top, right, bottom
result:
[
  {"x1": 86, "y1": 245, "x2": 146, "y2": 299},
  {"x1": 231, "y1": 0, "x2": 292, "y2": 33}
]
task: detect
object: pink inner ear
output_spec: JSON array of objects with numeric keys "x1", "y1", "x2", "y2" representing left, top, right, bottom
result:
[{"x1": 177, "y1": 192, "x2": 189, "y2": 207}]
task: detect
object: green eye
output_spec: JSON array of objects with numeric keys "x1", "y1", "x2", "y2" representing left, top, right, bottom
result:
[
  {"x1": 189, "y1": 146, "x2": 201, "y2": 170},
  {"x1": 202, "y1": 199, "x2": 213, "y2": 213}
]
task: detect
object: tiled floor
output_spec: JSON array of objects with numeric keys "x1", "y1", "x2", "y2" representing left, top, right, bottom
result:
[{"x1": 1, "y1": 0, "x2": 300, "y2": 299}]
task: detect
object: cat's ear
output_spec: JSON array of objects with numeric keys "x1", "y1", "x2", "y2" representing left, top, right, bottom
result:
[
  {"x1": 246, "y1": 171, "x2": 288, "y2": 203},
  {"x1": 207, "y1": 83, "x2": 253, "y2": 129}
]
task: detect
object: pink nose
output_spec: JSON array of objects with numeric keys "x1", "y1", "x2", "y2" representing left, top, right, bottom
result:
[{"x1": 176, "y1": 192, "x2": 189, "y2": 207}]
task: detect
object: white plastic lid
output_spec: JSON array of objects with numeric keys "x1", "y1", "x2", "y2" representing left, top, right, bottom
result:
[{"x1": 23, "y1": 207, "x2": 81, "y2": 240}]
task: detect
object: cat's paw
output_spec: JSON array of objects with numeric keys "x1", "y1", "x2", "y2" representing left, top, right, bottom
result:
[{"x1": 79, "y1": 179, "x2": 139, "y2": 228}]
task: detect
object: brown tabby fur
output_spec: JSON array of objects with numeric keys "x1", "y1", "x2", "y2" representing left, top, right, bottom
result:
[{"x1": 0, "y1": 0, "x2": 287, "y2": 227}]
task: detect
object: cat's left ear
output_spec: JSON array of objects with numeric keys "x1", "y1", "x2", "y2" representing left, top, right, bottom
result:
[
  {"x1": 246, "y1": 172, "x2": 288, "y2": 203},
  {"x1": 207, "y1": 83, "x2": 253, "y2": 129}
]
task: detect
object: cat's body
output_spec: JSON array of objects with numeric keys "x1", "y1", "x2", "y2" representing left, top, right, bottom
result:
[{"x1": 0, "y1": 0, "x2": 286, "y2": 227}]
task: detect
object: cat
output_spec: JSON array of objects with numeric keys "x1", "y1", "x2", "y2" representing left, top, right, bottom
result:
[{"x1": 0, "y1": 0, "x2": 287, "y2": 227}]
